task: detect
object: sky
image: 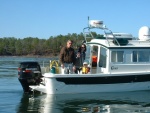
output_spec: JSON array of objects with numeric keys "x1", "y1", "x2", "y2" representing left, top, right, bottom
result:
[{"x1": 0, "y1": 0, "x2": 150, "y2": 39}]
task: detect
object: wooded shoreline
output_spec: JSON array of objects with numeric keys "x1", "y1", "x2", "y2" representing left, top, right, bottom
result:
[{"x1": 0, "y1": 32, "x2": 96, "y2": 56}]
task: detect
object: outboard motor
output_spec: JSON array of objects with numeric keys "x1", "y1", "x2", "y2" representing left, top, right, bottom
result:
[{"x1": 18, "y1": 61, "x2": 42, "y2": 93}]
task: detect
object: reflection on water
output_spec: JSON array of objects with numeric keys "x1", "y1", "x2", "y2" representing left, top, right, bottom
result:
[{"x1": 16, "y1": 91, "x2": 150, "y2": 113}]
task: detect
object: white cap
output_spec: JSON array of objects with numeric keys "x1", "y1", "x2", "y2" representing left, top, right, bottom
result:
[{"x1": 83, "y1": 62, "x2": 88, "y2": 65}]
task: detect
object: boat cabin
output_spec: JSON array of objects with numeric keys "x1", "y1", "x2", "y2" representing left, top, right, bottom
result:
[{"x1": 84, "y1": 20, "x2": 150, "y2": 74}]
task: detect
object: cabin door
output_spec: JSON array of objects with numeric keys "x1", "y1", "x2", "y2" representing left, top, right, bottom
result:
[
  {"x1": 90, "y1": 46, "x2": 107, "y2": 73},
  {"x1": 91, "y1": 45, "x2": 99, "y2": 73}
]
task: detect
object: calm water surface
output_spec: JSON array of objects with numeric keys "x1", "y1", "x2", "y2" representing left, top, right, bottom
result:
[{"x1": 1, "y1": 56, "x2": 150, "y2": 113}]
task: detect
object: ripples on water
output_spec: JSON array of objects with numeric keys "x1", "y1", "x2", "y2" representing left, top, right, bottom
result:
[
  {"x1": 1, "y1": 57, "x2": 150, "y2": 113},
  {"x1": 15, "y1": 92, "x2": 150, "y2": 113}
]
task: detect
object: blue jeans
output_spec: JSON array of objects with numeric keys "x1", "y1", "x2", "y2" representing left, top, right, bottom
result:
[{"x1": 62, "y1": 63, "x2": 73, "y2": 74}]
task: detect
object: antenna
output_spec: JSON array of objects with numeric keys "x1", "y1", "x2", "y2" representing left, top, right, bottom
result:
[{"x1": 88, "y1": 16, "x2": 90, "y2": 27}]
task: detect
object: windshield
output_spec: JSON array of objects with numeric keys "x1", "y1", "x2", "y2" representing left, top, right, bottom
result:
[{"x1": 84, "y1": 44, "x2": 91, "y2": 63}]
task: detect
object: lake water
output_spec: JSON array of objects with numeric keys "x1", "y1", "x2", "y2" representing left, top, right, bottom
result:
[{"x1": 1, "y1": 57, "x2": 150, "y2": 113}]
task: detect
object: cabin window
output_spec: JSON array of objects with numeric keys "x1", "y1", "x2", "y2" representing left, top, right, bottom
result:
[
  {"x1": 133, "y1": 51, "x2": 149, "y2": 62},
  {"x1": 111, "y1": 51, "x2": 124, "y2": 62},
  {"x1": 85, "y1": 45, "x2": 91, "y2": 61},
  {"x1": 99, "y1": 47, "x2": 107, "y2": 68}
]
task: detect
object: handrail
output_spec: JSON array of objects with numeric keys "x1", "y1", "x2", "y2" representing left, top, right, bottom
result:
[
  {"x1": 103, "y1": 28, "x2": 120, "y2": 46},
  {"x1": 83, "y1": 26, "x2": 120, "y2": 46}
]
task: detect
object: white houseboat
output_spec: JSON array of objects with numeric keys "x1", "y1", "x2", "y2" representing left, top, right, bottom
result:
[{"x1": 29, "y1": 19, "x2": 150, "y2": 94}]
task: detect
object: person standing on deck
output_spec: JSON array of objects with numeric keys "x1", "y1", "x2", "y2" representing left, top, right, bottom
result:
[
  {"x1": 78, "y1": 43, "x2": 86, "y2": 64},
  {"x1": 74, "y1": 43, "x2": 87, "y2": 73},
  {"x1": 59, "y1": 40, "x2": 76, "y2": 74}
]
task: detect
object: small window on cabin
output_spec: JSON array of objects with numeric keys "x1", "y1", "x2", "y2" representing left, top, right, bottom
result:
[
  {"x1": 133, "y1": 51, "x2": 149, "y2": 62},
  {"x1": 85, "y1": 45, "x2": 91, "y2": 60},
  {"x1": 133, "y1": 51, "x2": 138, "y2": 62},
  {"x1": 99, "y1": 47, "x2": 107, "y2": 68},
  {"x1": 111, "y1": 51, "x2": 124, "y2": 62}
]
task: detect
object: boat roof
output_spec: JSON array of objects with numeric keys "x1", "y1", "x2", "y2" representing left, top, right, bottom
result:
[
  {"x1": 84, "y1": 20, "x2": 150, "y2": 49},
  {"x1": 87, "y1": 38, "x2": 150, "y2": 49}
]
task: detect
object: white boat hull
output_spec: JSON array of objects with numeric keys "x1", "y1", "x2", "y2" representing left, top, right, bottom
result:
[
  {"x1": 30, "y1": 82, "x2": 150, "y2": 94},
  {"x1": 30, "y1": 73, "x2": 150, "y2": 94}
]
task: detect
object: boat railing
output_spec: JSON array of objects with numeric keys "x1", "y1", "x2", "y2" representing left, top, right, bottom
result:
[
  {"x1": 41, "y1": 64, "x2": 50, "y2": 74},
  {"x1": 41, "y1": 60, "x2": 61, "y2": 74},
  {"x1": 83, "y1": 22, "x2": 120, "y2": 46}
]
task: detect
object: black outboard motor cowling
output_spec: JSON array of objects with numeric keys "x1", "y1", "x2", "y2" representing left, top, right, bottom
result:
[{"x1": 18, "y1": 61, "x2": 42, "y2": 93}]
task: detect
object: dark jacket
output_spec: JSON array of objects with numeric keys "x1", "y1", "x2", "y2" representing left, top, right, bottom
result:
[
  {"x1": 74, "y1": 51, "x2": 83, "y2": 67},
  {"x1": 59, "y1": 46, "x2": 76, "y2": 65},
  {"x1": 78, "y1": 46, "x2": 86, "y2": 61}
]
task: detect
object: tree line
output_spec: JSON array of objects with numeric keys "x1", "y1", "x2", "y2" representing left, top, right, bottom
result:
[{"x1": 0, "y1": 32, "x2": 96, "y2": 57}]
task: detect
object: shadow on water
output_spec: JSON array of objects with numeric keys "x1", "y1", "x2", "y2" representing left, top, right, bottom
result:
[{"x1": 16, "y1": 91, "x2": 150, "y2": 113}]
